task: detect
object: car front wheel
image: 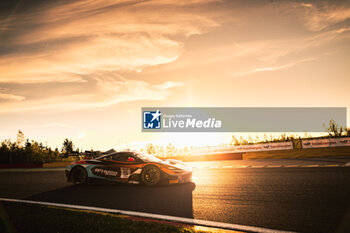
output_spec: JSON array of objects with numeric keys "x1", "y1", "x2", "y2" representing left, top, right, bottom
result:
[{"x1": 141, "y1": 166, "x2": 161, "y2": 186}]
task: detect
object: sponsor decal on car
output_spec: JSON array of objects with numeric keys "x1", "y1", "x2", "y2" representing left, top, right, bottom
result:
[
  {"x1": 120, "y1": 167, "x2": 131, "y2": 178},
  {"x1": 92, "y1": 167, "x2": 118, "y2": 177}
]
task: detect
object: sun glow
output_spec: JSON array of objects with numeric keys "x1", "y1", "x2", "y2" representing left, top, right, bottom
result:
[{"x1": 0, "y1": 0, "x2": 349, "y2": 151}]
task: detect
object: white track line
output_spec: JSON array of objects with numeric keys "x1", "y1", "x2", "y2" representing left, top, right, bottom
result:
[{"x1": 0, "y1": 198, "x2": 295, "y2": 233}]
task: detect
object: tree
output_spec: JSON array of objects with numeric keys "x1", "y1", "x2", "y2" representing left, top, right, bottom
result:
[
  {"x1": 62, "y1": 138, "x2": 74, "y2": 155},
  {"x1": 345, "y1": 128, "x2": 350, "y2": 136},
  {"x1": 230, "y1": 135, "x2": 239, "y2": 146},
  {"x1": 280, "y1": 133, "x2": 287, "y2": 141},
  {"x1": 159, "y1": 146, "x2": 164, "y2": 157},
  {"x1": 325, "y1": 119, "x2": 343, "y2": 137},
  {"x1": 183, "y1": 146, "x2": 189, "y2": 155},
  {"x1": 263, "y1": 134, "x2": 268, "y2": 142},
  {"x1": 16, "y1": 130, "x2": 25, "y2": 148},
  {"x1": 255, "y1": 135, "x2": 260, "y2": 143},
  {"x1": 146, "y1": 143, "x2": 156, "y2": 155},
  {"x1": 166, "y1": 143, "x2": 173, "y2": 157},
  {"x1": 248, "y1": 135, "x2": 253, "y2": 144}
]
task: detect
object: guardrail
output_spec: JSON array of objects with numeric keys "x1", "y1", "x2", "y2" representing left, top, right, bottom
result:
[
  {"x1": 193, "y1": 141, "x2": 294, "y2": 155},
  {"x1": 301, "y1": 137, "x2": 350, "y2": 148}
]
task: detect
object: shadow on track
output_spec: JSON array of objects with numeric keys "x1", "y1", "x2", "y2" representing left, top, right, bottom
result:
[{"x1": 25, "y1": 182, "x2": 196, "y2": 218}]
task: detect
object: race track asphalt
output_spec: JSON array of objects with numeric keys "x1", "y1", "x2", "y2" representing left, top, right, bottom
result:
[{"x1": 0, "y1": 160, "x2": 349, "y2": 233}]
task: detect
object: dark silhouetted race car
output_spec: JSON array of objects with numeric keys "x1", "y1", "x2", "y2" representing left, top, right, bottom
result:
[{"x1": 66, "y1": 151, "x2": 192, "y2": 186}]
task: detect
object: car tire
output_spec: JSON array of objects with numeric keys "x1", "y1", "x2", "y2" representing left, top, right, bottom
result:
[
  {"x1": 71, "y1": 166, "x2": 88, "y2": 185},
  {"x1": 141, "y1": 166, "x2": 161, "y2": 186}
]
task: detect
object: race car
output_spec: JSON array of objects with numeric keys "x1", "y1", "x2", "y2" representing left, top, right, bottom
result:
[{"x1": 65, "y1": 151, "x2": 192, "y2": 186}]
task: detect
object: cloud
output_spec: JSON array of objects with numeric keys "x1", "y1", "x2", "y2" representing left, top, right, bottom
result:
[
  {"x1": 143, "y1": 1, "x2": 350, "y2": 79},
  {"x1": 0, "y1": 92, "x2": 25, "y2": 101},
  {"x1": 1, "y1": 0, "x2": 349, "y2": 113},
  {"x1": 300, "y1": 3, "x2": 313, "y2": 8},
  {"x1": 0, "y1": 0, "x2": 218, "y2": 113},
  {"x1": 231, "y1": 57, "x2": 319, "y2": 77},
  {"x1": 0, "y1": 0, "x2": 220, "y2": 84},
  {"x1": 227, "y1": 25, "x2": 350, "y2": 77},
  {"x1": 23, "y1": 122, "x2": 71, "y2": 129},
  {"x1": 299, "y1": 2, "x2": 350, "y2": 32},
  {"x1": 0, "y1": 76, "x2": 183, "y2": 113},
  {"x1": 93, "y1": 76, "x2": 183, "y2": 106}
]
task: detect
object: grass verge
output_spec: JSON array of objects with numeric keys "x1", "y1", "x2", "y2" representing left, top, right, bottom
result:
[{"x1": 0, "y1": 201, "x2": 207, "y2": 233}]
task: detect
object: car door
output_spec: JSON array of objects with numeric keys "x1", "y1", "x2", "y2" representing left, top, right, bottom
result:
[
  {"x1": 111, "y1": 153, "x2": 141, "y2": 180},
  {"x1": 91, "y1": 153, "x2": 141, "y2": 182}
]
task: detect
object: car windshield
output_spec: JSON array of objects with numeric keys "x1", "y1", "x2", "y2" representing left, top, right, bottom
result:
[
  {"x1": 135, "y1": 152, "x2": 162, "y2": 163},
  {"x1": 96, "y1": 154, "x2": 114, "y2": 160}
]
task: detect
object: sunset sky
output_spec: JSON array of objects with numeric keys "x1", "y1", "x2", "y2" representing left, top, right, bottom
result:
[{"x1": 0, "y1": 0, "x2": 349, "y2": 151}]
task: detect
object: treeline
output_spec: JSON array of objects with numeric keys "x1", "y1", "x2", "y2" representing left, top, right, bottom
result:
[
  {"x1": 0, "y1": 130, "x2": 75, "y2": 164},
  {"x1": 230, "y1": 120, "x2": 350, "y2": 146},
  {"x1": 144, "y1": 120, "x2": 350, "y2": 157},
  {"x1": 0, "y1": 139, "x2": 60, "y2": 164},
  {"x1": 2, "y1": 120, "x2": 349, "y2": 162},
  {"x1": 142, "y1": 142, "x2": 190, "y2": 158}
]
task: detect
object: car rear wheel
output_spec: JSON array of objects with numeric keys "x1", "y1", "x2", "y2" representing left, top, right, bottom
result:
[
  {"x1": 141, "y1": 166, "x2": 161, "y2": 186},
  {"x1": 71, "y1": 167, "x2": 88, "y2": 185}
]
